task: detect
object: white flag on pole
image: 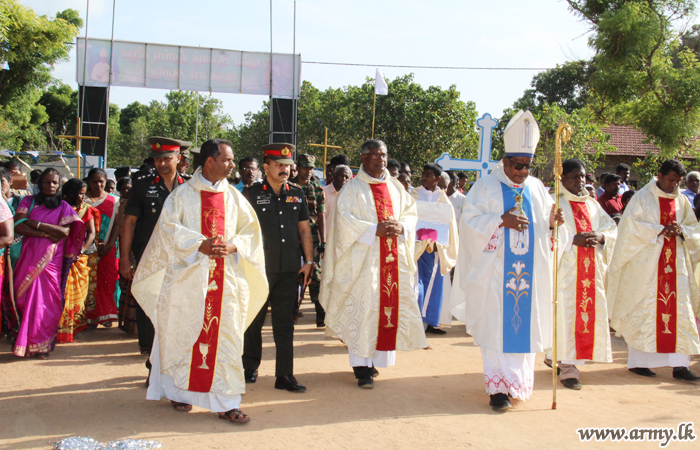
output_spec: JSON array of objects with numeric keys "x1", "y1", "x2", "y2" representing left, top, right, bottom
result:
[{"x1": 375, "y1": 69, "x2": 388, "y2": 95}]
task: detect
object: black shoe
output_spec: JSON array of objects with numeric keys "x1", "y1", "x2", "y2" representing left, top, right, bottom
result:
[
  {"x1": 297, "y1": 311, "x2": 304, "y2": 318},
  {"x1": 316, "y1": 321, "x2": 325, "y2": 328},
  {"x1": 358, "y1": 376, "x2": 374, "y2": 389},
  {"x1": 673, "y1": 367, "x2": 700, "y2": 382},
  {"x1": 372, "y1": 367, "x2": 379, "y2": 378},
  {"x1": 629, "y1": 367, "x2": 657, "y2": 377},
  {"x1": 561, "y1": 378, "x2": 582, "y2": 390},
  {"x1": 489, "y1": 393, "x2": 511, "y2": 411},
  {"x1": 426, "y1": 325, "x2": 447, "y2": 335},
  {"x1": 244, "y1": 369, "x2": 258, "y2": 384},
  {"x1": 275, "y1": 375, "x2": 307, "y2": 393}
]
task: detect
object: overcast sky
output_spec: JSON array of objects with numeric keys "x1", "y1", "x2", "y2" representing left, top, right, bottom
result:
[{"x1": 23, "y1": 0, "x2": 595, "y2": 126}]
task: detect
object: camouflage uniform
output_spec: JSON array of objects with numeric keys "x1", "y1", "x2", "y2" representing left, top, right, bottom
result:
[{"x1": 291, "y1": 154, "x2": 326, "y2": 325}]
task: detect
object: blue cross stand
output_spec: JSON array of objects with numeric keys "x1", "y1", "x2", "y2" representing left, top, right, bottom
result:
[{"x1": 435, "y1": 112, "x2": 499, "y2": 180}]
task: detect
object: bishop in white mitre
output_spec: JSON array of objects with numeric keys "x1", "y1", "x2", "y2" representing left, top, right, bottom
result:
[
  {"x1": 410, "y1": 163, "x2": 458, "y2": 333},
  {"x1": 607, "y1": 159, "x2": 700, "y2": 382},
  {"x1": 546, "y1": 159, "x2": 617, "y2": 390},
  {"x1": 132, "y1": 139, "x2": 269, "y2": 423},
  {"x1": 319, "y1": 139, "x2": 427, "y2": 389},
  {"x1": 450, "y1": 111, "x2": 564, "y2": 411}
]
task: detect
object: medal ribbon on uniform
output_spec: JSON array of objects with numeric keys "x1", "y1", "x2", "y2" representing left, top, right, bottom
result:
[
  {"x1": 570, "y1": 200, "x2": 595, "y2": 360},
  {"x1": 656, "y1": 197, "x2": 677, "y2": 353},
  {"x1": 188, "y1": 191, "x2": 226, "y2": 392},
  {"x1": 369, "y1": 183, "x2": 400, "y2": 351}
]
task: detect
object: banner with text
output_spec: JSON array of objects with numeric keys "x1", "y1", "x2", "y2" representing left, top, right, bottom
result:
[{"x1": 76, "y1": 38, "x2": 301, "y2": 99}]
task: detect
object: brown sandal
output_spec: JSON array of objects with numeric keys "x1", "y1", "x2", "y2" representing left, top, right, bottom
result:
[
  {"x1": 36, "y1": 353, "x2": 50, "y2": 360},
  {"x1": 218, "y1": 408, "x2": 251, "y2": 424},
  {"x1": 170, "y1": 401, "x2": 192, "y2": 412}
]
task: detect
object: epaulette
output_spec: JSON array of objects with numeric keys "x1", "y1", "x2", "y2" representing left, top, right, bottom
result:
[{"x1": 287, "y1": 181, "x2": 302, "y2": 190}]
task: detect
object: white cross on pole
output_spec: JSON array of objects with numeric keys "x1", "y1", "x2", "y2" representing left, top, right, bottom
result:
[{"x1": 435, "y1": 113, "x2": 499, "y2": 180}]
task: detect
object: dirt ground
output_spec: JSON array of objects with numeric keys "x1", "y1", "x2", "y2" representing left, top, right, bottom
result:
[{"x1": 0, "y1": 302, "x2": 698, "y2": 450}]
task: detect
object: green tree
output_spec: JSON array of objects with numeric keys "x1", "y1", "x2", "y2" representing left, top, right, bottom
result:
[
  {"x1": 513, "y1": 61, "x2": 592, "y2": 114},
  {"x1": 238, "y1": 75, "x2": 480, "y2": 171},
  {"x1": 38, "y1": 81, "x2": 78, "y2": 151},
  {"x1": 0, "y1": 3, "x2": 81, "y2": 105},
  {"x1": 567, "y1": 0, "x2": 700, "y2": 154},
  {"x1": 0, "y1": 2, "x2": 82, "y2": 151}
]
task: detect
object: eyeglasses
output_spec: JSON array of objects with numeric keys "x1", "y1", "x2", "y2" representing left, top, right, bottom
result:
[{"x1": 506, "y1": 157, "x2": 533, "y2": 171}]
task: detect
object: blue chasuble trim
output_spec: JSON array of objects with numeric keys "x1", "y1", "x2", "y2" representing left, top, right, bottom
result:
[{"x1": 501, "y1": 183, "x2": 534, "y2": 353}]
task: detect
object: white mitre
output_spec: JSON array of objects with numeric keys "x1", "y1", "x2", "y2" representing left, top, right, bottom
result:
[{"x1": 504, "y1": 110, "x2": 540, "y2": 157}]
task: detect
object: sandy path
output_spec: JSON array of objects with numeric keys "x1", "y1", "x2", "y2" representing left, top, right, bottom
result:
[{"x1": 0, "y1": 304, "x2": 698, "y2": 450}]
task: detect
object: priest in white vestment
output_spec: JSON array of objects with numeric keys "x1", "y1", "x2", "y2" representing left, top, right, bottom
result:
[
  {"x1": 607, "y1": 159, "x2": 700, "y2": 382},
  {"x1": 410, "y1": 163, "x2": 458, "y2": 333},
  {"x1": 132, "y1": 139, "x2": 268, "y2": 423},
  {"x1": 450, "y1": 110, "x2": 564, "y2": 411},
  {"x1": 319, "y1": 139, "x2": 427, "y2": 389},
  {"x1": 546, "y1": 159, "x2": 616, "y2": 390}
]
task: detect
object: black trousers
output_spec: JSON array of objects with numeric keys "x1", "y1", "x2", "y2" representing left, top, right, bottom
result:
[
  {"x1": 133, "y1": 251, "x2": 154, "y2": 369},
  {"x1": 243, "y1": 272, "x2": 298, "y2": 377}
]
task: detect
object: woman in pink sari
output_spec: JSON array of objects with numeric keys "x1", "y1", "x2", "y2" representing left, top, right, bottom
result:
[
  {"x1": 84, "y1": 168, "x2": 120, "y2": 327},
  {"x1": 13, "y1": 169, "x2": 85, "y2": 358}
]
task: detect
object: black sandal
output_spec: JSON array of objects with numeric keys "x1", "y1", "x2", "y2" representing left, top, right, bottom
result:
[
  {"x1": 218, "y1": 408, "x2": 251, "y2": 424},
  {"x1": 170, "y1": 401, "x2": 192, "y2": 412}
]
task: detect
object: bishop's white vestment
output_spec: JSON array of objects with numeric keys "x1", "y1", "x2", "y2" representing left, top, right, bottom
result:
[
  {"x1": 607, "y1": 178, "x2": 700, "y2": 368},
  {"x1": 132, "y1": 169, "x2": 268, "y2": 411},
  {"x1": 548, "y1": 184, "x2": 616, "y2": 372},
  {"x1": 450, "y1": 162, "x2": 559, "y2": 399},
  {"x1": 319, "y1": 167, "x2": 427, "y2": 368}
]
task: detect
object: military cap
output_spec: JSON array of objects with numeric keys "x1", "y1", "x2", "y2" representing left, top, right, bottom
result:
[
  {"x1": 297, "y1": 153, "x2": 316, "y2": 168},
  {"x1": 147, "y1": 136, "x2": 192, "y2": 159},
  {"x1": 262, "y1": 143, "x2": 296, "y2": 165}
]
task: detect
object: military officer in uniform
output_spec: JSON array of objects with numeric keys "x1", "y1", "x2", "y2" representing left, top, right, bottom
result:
[
  {"x1": 120, "y1": 136, "x2": 191, "y2": 371},
  {"x1": 290, "y1": 154, "x2": 326, "y2": 327},
  {"x1": 243, "y1": 143, "x2": 314, "y2": 393}
]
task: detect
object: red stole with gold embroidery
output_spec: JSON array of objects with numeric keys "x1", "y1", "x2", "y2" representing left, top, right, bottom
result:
[
  {"x1": 369, "y1": 183, "x2": 400, "y2": 351},
  {"x1": 570, "y1": 201, "x2": 595, "y2": 360},
  {"x1": 188, "y1": 191, "x2": 225, "y2": 392},
  {"x1": 656, "y1": 197, "x2": 677, "y2": 353}
]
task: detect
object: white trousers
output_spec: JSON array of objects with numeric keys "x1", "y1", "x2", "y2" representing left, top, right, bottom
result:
[
  {"x1": 348, "y1": 349, "x2": 396, "y2": 368},
  {"x1": 147, "y1": 335, "x2": 242, "y2": 413},
  {"x1": 627, "y1": 345, "x2": 690, "y2": 369}
]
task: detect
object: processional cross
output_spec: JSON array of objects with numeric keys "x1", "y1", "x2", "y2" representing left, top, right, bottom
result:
[
  {"x1": 309, "y1": 127, "x2": 341, "y2": 170},
  {"x1": 57, "y1": 117, "x2": 99, "y2": 177}
]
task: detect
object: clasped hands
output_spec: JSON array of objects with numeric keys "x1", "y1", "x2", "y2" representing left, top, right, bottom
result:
[
  {"x1": 198, "y1": 235, "x2": 237, "y2": 259},
  {"x1": 660, "y1": 222, "x2": 682, "y2": 238},
  {"x1": 501, "y1": 205, "x2": 564, "y2": 230},
  {"x1": 376, "y1": 220, "x2": 403, "y2": 237},
  {"x1": 573, "y1": 232, "x2": 604, "y2": 248}
]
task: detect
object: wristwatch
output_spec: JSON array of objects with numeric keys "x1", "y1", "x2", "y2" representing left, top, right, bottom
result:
[{"x1": 305, "y1": 260, "x2": 314, "y2": 265}]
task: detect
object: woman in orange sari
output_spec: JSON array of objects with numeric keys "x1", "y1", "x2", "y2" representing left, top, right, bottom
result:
[
  {"x1": 57, "y1": 179, "x2": 97, "y2": 343},
  {"x1": 84, "y1": 168, "x2": 120, "y2": 327}
]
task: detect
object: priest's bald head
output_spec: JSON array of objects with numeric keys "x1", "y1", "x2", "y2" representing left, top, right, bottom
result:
[{"x1": 502, "y1": 110, "x2": 539, "y2": 185}]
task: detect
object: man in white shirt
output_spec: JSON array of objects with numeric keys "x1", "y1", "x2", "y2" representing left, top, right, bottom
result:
[
  {"x1": 681, "y1": 171, "x2": 700, "y2": 205},
  {"x1": 446, "y1": 171, "x2": 466, "y2": 224},
  {"x1": 322, "y1": 165, "x2": 352, "y2": 239}
]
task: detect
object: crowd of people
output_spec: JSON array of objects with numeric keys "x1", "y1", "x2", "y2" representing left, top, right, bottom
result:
[{"x1": 1, "y1": 110, "x2": 699, "y2": 424}]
